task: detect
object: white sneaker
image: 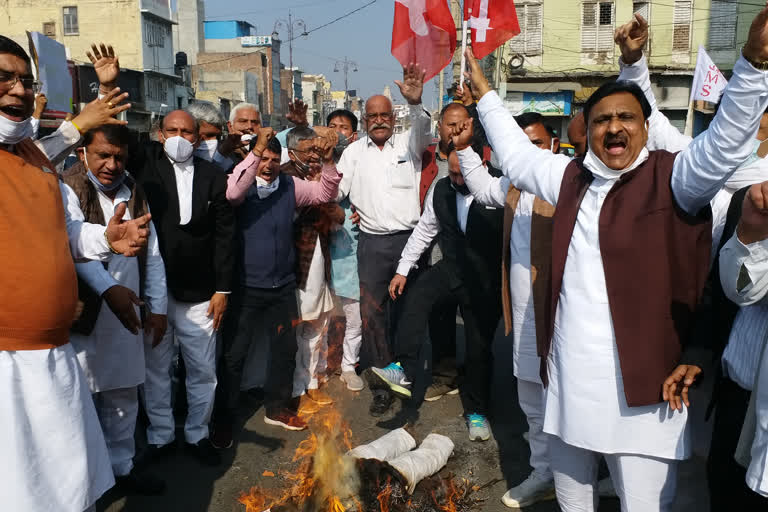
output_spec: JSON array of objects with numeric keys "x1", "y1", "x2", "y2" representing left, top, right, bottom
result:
[
  {"x1": 340, "y1": 371, "x2": 364, "y2": 391},
  {"x1": 501, "y1": 473, "x2": 556, "y2": 508},
  {"x1": 598, "y1": 476, "x2": 617, "y2": 498}
]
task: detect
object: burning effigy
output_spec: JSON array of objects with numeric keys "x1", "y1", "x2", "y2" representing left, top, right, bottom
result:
[{"x1": 239, "y1": 410, "x2": 484, "y2": 512}]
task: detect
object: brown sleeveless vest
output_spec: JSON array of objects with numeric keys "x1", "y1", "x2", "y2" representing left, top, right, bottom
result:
[
  {"x1": 0, "y1": 139, "x2": 77, "y2": 350},
  {"x1": 62, "y1": 162, "x2": 149, "y2": 334},
  {"x1": 545, "y1": 151, "x2": 712, "y2": 407}
]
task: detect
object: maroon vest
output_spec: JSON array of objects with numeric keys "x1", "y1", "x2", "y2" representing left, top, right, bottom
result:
[{"x1": 544, "y1": 150, "x2": 712, "y2": 407}]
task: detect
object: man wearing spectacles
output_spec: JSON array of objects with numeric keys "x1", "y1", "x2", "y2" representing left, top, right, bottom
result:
[
  {"x1": 0, "y1": 35, "x2": 153, "y2": 512},
  {"x1": 335, "y1": 63, "x2": 433, "y2": 417}
]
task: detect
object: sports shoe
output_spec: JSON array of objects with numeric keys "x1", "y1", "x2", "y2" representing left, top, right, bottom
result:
[
  {"x1": 467, "y1": 413, "x2": 491, "y2": 442},
  {"x1": 369, "y1": 390, "x2": 394, "y2": 417},
  {"x1": 307, "y1": 388, "x2": 334, "y2": 405},
  {"x1": 501, "y1": 473, "x2": 556, "y2": 508},
  {"x1": 425, "y1": 382, "x2": 455, "y2": 402},
  {"x1": 371, "y1": 363, "x2": 412, "y2": 398},
  {"x1": 210, "y1": 423, "x2": 233, "y2": 449},
  {"x1": 598, "y1": 476, "x2": 617, "y2": 498},
  {"x1": 340, "y1": 371, "x2": 365, "y2": 391},
  {"x1": 185, "y1": 438, "x2": 222, "y2": 467},
  {"x1": 264, "y1": 410, "x2": 308, "y2": 431}
]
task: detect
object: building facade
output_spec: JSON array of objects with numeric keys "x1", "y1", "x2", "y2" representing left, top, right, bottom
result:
[{"x1": 0, "y1": 0, "x2": 187, "y2": 132}]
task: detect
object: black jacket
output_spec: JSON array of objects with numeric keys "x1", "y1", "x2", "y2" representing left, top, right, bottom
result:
[{"x1": 129, "y1": 142, "x2": 235, "y2": 303}]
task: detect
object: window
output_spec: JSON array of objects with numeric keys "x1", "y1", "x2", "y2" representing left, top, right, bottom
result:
[
  {"x1": 62, "y1": 6, "x2": 78, "y2": 35},
  {"x1": 582, "y1": 2, "x2": 614, "y2": 53},
  {"x1": 147, "y1": 77, "x2": 168, "y2": 102},
  {"x1": 632, "y1": 2, "x2": 650, "y2": 52},
  {"x1": 709, "y1": 0, "x2": 738, "y2": 50},
  {"x1": 509, "y1": 3, "x2": 542, "y2": 56},
  {"x1": 42, "y1": 22, "x2": 55, "y2": 37},
  {"x1": 144, "y1": 19, "x2": 167, "y2": 48},
  {"x1": 672, "y1": 0, "x2": 692, "y2": 53}
]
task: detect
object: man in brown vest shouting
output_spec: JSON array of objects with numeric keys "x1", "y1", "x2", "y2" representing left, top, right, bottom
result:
[{"x1": 456, "y1": 6, "x2": 768, "y2": 510}]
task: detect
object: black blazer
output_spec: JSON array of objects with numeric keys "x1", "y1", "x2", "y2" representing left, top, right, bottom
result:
[{"x1": 129, "y1": 142, "x2": 235, "y2": 303}]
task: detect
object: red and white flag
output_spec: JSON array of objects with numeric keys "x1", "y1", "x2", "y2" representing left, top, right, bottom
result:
[
  {"x1": 690, "y1": 45, "x2": 728, "y2": 103},
  {"x1": 392, "y1": 0, "x2": 457, "y2": 82},
  {"x1": 464, "y1": 0, "x2": 520, "y2": 59}
]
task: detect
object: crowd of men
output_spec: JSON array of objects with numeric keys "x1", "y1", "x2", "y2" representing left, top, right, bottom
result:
[{"x1": 9, "y1": 6, "x2": 768, "y2": 512}]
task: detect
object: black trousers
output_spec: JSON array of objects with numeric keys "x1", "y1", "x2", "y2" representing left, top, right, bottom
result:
[
  {"x1": 357, "y1": 230, "x2": 415, "y2": 369},
  {"x1": 707, "y1": 376, "x2": 768, "y2": 510},
  {"x1": 214, "y1": 283, "x2": 299, "y2": 422},
  {"x1": 396, "y1": 263, "x2": 500, "y2": 415}
]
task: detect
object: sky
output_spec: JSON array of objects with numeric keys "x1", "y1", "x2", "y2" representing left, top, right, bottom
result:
[{"x1": 202, "y1": 0, "x2": 444, "y2": 109}]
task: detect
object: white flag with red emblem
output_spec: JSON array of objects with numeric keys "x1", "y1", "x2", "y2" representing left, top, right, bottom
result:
[
  {"x1": 463, "y1": 0, "x2": 520, "y2": 59},
  {"x1": 689, "y1": 46, "x2": 728, "y2": 103},
  {"x1": 392, "y1": 0, "x2": 457, "y2": 82}
]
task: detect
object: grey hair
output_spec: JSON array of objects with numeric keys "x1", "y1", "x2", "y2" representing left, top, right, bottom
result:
[
  {"x1": 229, "y1": 102, "x2": 260, "y2": 123},
  {"x1": 186, "y1": 101, "x2": 226, "y2": 130},
  {"x1": 160, "y1": 110, "x2": 200, "y2": 135},
  {"x1": 286, "y1": 126, "x2": 317, "y2": 150}
]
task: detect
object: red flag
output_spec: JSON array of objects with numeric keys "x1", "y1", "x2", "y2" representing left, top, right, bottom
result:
[
  {"x1": 392, "y1": 0, "x2": 457, "y2": 82},
  {"x1": 464, "y1": 0, "x2": 520, "y2": 59}
]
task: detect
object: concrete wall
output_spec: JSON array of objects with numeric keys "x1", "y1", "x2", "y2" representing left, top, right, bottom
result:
[
  {"x1": 0, "y1": 0, "x2": 143, "y2": 70},
  {"x1": 173, "y1": 0, "x2": 205, "y2": 65}
]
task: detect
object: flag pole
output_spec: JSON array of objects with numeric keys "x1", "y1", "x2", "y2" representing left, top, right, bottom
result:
[{"x1": 459, "y1": 7, "x2": 470, "y2": 89}]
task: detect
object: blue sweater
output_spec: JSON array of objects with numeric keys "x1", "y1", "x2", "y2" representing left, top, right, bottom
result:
[{"x1": 235, "y1": 174, "x2": 296, "y2": 289}]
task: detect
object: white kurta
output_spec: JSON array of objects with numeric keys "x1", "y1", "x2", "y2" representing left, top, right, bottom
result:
[
  {"x1": 0, "y1": 344, "x2": 114, "y2": 512},
  {"x1": 297, "y1": 235, "x2": 335, "y2": 321},
  {"x1": 719, "y1": 234, "x2": 768, "y2": 496},
  {"x1": 65, "y1": 182, "x2": 167, "y2": 392},
  {"x1": 460, "y1": 55, "x2": 768, "y2": 459}
]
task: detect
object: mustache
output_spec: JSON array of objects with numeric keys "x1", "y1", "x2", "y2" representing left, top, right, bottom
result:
[
  {"x1": 603, "y1": 133, "x2": 627, "y2": 145},
  {"x1": 369, "y1": 122, "x2": 392, "y2": 130}
]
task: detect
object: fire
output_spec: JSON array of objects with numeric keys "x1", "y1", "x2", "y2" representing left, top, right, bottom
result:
[
  {"x1": 376, "y1": 477, "x2": 393, "y2": 512},
  {"x1": 239, "y1": 406, "x2": 360, "y2": 512}
]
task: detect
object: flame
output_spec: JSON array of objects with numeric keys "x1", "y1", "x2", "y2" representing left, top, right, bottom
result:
[
  {"x1": 239, "y1": 406, "x2": 360, "y2": 512},
  {"x1": 376, "y1": 477, "x2": 393, "y2": 512}
]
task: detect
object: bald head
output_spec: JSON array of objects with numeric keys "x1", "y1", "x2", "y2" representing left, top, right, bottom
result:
[
  {"x1": 159, "y1": 109, "x2": 199, "y2": 145},
  {"x1": 438, "y1": 103, "x2": 470, "y2": 152},
  {"x1": 567, "y1": 112, "x2": 587, "y2": 157},
  {"x1": 365, "y1": 95, "x2": 395, "y2": 147}
]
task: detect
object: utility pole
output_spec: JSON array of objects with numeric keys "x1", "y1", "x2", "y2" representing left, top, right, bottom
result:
[
  {"x1": 334, "y1": 56, "x2": 358, "y2": 110},
  {"x1": 438, "y1": 69, "x2": 445, "y2": 115},
  {"x1": 273, "y1": 10, "x2": 307, "y2": 101}
]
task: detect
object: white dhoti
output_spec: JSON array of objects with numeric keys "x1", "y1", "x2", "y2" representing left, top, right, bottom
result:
[
  {"x1": 293, "y1": 237, "x2": 335, "y2": 397},
  {"x1": 144, "y1": 296, "x2": 217, "y2": 445},
  {"x1": 0, "y1": 345, "x2": 114, "y2": 512},
  {"x1": 549, "y1": 435, "x2": 677, "y2": 512},
  {"x1": 340, "y1": 297, "x2": 362, "y2": 373}
]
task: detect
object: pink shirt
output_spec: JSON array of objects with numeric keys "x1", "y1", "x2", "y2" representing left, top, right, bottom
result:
[{"x1": 226, "y1": 151, "x2": 342, "y2": 207}]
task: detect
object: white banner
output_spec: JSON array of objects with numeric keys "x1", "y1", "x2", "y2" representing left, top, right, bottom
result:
[{"x1": 690, "y1": 45, "x2": 728, "y2": 104}]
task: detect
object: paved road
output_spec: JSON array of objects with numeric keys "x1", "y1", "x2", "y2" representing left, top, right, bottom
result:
[{"x1": 100, "y1": 322, "x2": 710, "y2": 512}]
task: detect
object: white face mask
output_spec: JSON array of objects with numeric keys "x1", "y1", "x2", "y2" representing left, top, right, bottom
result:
[
  {"x1": 194, "y1": 139, "x2": 218, "y2": 161},
  {"x1": 0, "y1": 115, "x2": 33, "y2": 145},
  {"x1": 255, "y1": 175, "x2": 279, "y2": 199},
  {"x1": 163, "y1": 135, "x2": 195, "y2": 162}
]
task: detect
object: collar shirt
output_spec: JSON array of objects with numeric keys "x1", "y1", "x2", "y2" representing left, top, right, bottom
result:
[
  {"x1": 336, "y1": 105, "x2": 432, "y2": 235},
  {"x1": 171, "y1": 156, "x2": 195, "y2": 225},
  {"x1": 460, "y1": 54, "x2": 768, "y2": 459},
  {"x1": 396, "y1": 184, "x2": 474, "y2": 276}
]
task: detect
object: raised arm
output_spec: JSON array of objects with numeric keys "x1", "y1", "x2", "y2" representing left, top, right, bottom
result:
[
  {"x1": 295, "y1": 128, "x2": 342, "y2": 207},
  {"x1": 226, "y1": 151, "x2": 261, "y2": 206},
  {"x1": 673, "y1": 9, "x2": 768, "y2": 215},
  {"x1": 395, "y1": 63, "x2": 432, "y2": 157},
  {"x1": 461, "y1": 49, "x2": 568, "y2": 206},
  {"x1": 456, "y1": 150, "x2": 510, "y2": 208},
  {"x1": 616, "y1": 14, "x2": 692, "y2": 153},
  {"x1": 720, "y1": 182, "x2": 768, "y2": 306}
]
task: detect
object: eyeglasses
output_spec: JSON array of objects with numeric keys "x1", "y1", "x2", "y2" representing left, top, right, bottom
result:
[
  {"x1": 0, "y1": 70, "x2": 41, "y2": 94},
  {"x1": 365, "y1": 112, "x2": 393, "y2": 122}
]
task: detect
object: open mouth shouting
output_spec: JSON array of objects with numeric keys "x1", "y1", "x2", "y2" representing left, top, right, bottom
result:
[
  {"x1": 604, "y1": 135, "x2": 628, "y2": 156},
  {"x1": 0, "y1": 103, "x2": 27, "y2": 122}
]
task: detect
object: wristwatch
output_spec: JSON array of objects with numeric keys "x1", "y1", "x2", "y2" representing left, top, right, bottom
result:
[{"x1": 743, "y1": 47, "x2": 768, "y2": 71}]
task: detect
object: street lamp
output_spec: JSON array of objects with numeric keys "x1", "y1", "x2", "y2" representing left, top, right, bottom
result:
[
  {"x1": 273, "y1": 10, "x2": 307, "y2": 102},
  {"x1": 334, "y1": 56, "x2": 358, "y2": 109}
]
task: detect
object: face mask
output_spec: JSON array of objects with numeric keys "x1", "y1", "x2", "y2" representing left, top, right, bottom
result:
[
  {"x1": 255, "y1": 175, "x2": 279, "y2": 199},
  {"x1": 84, "y1": 152, "x2": 126, "y2": 192},
  {"x1": 0, "y1": 115, "x2": 33, "y2": 145},
  {"x1": 163, "y1": 135, "x2": 195, "y2": 162},
  {"x1": 241, "y1": 134, "x2": 254, "y2": 144},
  {"x1": 740, "y1": 137, "x2": 768, "y2": 168},
  {"x1": 290, "y1": 150, "x2": 312, "y2": 176},
  {"x1": 194, "y1": 139, "x2": 218, "y2": 162},
  {"x1": 333, "y1": 133, "x2": 351, "y2": 162},
  {"x1": 451, "y1": 181, "x2": 471, "y2": 196}
]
